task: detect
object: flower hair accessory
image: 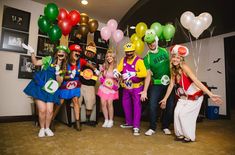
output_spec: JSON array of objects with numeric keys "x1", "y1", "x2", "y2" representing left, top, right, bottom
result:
[{"x1": 170, "y1": 45, "x2": 189, "y2": 57}]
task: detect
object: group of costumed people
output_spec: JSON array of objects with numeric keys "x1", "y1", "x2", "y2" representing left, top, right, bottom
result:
[{"x1": 23, "y1": 29, "x2": 222, "y2": 142}]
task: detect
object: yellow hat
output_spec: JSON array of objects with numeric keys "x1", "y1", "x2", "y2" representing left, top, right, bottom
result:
[{"x1": 123, "y1": 43, "x2": 135, "y2": 52}]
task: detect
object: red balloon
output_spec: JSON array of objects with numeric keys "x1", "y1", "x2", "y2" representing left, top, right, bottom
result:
[
  {"x1": 69, "y1": 10, "x2": 80, "y2": 26},
  {"x1": 58, "y1": 18, "x2": 72, "y2": 36},
  {"x1": 58, "y1": 8, "x2": 69, "y2": 21}
]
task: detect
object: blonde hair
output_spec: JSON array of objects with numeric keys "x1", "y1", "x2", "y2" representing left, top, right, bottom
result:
[
  {"x1": 170, "y1": 54, "x2": 185, "y2": 82},
  {"x1": 103, "y1": 49, "x2": 117, "y2": 73}
]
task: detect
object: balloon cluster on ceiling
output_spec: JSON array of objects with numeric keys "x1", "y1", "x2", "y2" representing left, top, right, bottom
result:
[{"x1": 38, "y1": 3, "x2": 99, "y2": 43}]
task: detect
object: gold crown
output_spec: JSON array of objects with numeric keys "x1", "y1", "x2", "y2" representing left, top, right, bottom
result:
[{"x1": 86, "y1": 45, "x2": 96, "y2": 54}]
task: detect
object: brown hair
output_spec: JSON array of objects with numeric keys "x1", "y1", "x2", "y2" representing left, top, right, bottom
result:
[
  {"x1": 170, "y1": 54, "x2": 185, "y2": 83},
  {"x1": 52, "y1": 52, "x2": 68, "y2": 72}
]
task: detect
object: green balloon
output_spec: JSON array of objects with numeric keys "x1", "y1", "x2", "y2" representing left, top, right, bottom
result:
[
  {"x1": 38, "y1": 16, "x2": 50, "y2": 33},
  {"x1": 150, "y1": 22, "x2": 163, "y2": 37},
  {"x1": 44, "y1": 3, "x2": 59, "y2": 21},
  {"x1": 163, "y1": 24, "x2": 175, "y2": 41},
  {"x1": 48, "y1": 25, "x2": 62, "y2": 43}
]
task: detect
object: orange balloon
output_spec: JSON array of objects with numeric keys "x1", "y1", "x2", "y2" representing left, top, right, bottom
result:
[
  {"x1": 88, "y1": 19, "x2": 99, "y2": 33},
  {"x1": 134, "y1": 39, "x2": 145, "y2": 56}
]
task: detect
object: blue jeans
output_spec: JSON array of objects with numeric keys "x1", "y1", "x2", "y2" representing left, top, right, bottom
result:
[{"x1": 148, "y1": 84, "x2": 175, "y2": 130}]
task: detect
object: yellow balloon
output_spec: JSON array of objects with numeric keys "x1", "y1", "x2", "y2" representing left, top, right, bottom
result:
[
  {"x1": 134, "y1": 39, "x2": 145, "y2": 56},
  {"x1": 135, "y1": 22, "x2": 148, "y2": 38},
  {"x1": 130, "y1": 33, "x2": 140, "y2": 43}
]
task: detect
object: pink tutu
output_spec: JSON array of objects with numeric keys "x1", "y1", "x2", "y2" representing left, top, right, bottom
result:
[{"x1": 97, "y1": 85, "x2": 119, "y2": 101}]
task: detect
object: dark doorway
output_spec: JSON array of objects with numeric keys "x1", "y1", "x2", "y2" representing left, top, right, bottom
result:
[{"x1": 224, "y1": 35, "x2": 235, "y2": 119}]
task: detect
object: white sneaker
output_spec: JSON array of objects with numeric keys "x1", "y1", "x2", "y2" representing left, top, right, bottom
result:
[
  {"x1": 38, "y1": 128, "x2": 45, "y2": 138},
  {"x1": 45, "y1": 128, "x2": 54, "y2": 137},
  {"x1": 145, "y1": 129, "x2": 156, "y2": 136},
  {"x1": 102, "y1": 120, "x2": 109, "y2": 128},
  {"x1": 163, "y1": 128, "x2": 172, "y2": 135},
  {"x1": 106, "y1": 120, "x2": 113, "y2": 128},
  {"x1": 133, "y1": 128, "x2": 140, "y2": 136}
]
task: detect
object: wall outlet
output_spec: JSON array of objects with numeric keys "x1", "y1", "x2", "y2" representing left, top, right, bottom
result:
[{"x1": 6, "y1": 64, "x2": 13, "y2": 70}]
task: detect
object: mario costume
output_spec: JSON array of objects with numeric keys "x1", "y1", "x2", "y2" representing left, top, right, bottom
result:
[
  {"x1": 59, "y1": 44, "x2": 87, "y2": 99},
  {"x1": 115, "y1": 43, "x2": 147, "y2": 136}
]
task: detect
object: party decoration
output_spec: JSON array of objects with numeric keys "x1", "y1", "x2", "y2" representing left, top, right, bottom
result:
[
  {"x1": 150, "y1": 22, "x2": 163, "y2": 37},
  {"x1": 38, "y1": 15, "x2": 50, "y2": 33},
  {"x1": 162, "y1": 24, "x2": 175, "y2": 41},
  {"x1": 100, "y1": 26, "x2": 111, "y2": 41},
  {"x1": 107, "y1": 19, "x2": 118, "y2": 33},
  {"x1": 180, "y1": 11, "x2": 195, "y2": 30},
  {"x1": 135, "y1": 22, "x2": 147, "y2": 38},
  {"x1": 58, "y1": 8, "x2": 69, "y2": 21},
  {"x1": 188, "y1": 17, "x2": 205, "y2": 39},
  {"x1": 48, "y1": 25, "x2": 62, "y2": 43},
  {"x1": 58, "y1": 18, "x2": 72, "y2": 35},
  {"x1": 80, "y1": 13, "x2": 89, "y2": 24},
  {"x1": 79, "y1": 23, "x2": 89, "y2": 37},
  {"x1": 88, "y1": 19, "x2": 99, "y2": 33},
  {"x1": 69, "y1": 10, "x2": 80, "y2": 26},
  {"x1": 44, "y1": 3, "x2": 59, "y2": 21},
  {"x1": 112, "y1": 29, "x2": 124, "y2": 43},
  {"x1": 133, "y1": 39, "x2": 144, "y2": 56},
  {"x1": 130, "y1": 33, "x2": 140, "y2": 43},
  {"x1": 199, "y1": 12, "x2": 212, "y2": 30}
]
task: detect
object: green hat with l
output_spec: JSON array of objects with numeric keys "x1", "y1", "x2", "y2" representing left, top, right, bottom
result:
[{"x1": 56, "y1": 45, "x2": 70, "y2": 54}]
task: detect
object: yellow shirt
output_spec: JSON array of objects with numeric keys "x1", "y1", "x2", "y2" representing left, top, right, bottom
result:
[{"x1": 117, "y1": 55, "x2": 147, "y2": 78}]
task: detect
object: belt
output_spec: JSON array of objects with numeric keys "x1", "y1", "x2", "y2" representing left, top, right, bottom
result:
[
  {"x1": 80, "y1": 72, "x2": 98, "y2": 81},
  {"x1": 187, "y1": 91, "x2": 203, "y2": 100},
  {"x1": 153, "y1": 79, "x2": 161, "y2": 85},
  {"x1": 60, "y1": 81, "x2": 81, "y2": 89},
  {"x1": 121, "y1": 81, "x2": 144, "y2": 89}
]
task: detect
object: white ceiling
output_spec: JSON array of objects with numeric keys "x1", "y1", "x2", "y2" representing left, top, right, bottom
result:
[{"x1": 32, "y1": 0, "x2": 138, "y2": 24}]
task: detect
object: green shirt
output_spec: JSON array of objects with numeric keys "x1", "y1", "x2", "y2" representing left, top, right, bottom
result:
[{"x1": 143, "y1": 47, "x2": 170, "y2": 80}]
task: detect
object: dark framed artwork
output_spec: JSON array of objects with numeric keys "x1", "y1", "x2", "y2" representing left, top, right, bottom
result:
[
  {"x1": 94, "y1": 30, "x2": 109, "y2": 48},
  {"x1": 0, "y1": 28, "x2": 28, "y2": 53},
  {"x1": 2, "y1": 6, "x2": 31, "y2": 32},
  {"x1": 96, "y1": 47, "x2": 107, "y2": 64},
  {"x1": 37, "y1": 36, "x2": 59, "y2": 57},
  {"x1": 18, "y1": 55, "x2": 41, "y2": 79},
  {"x1": 69, "y1": 25, "x2": 87, "y2": 45}
]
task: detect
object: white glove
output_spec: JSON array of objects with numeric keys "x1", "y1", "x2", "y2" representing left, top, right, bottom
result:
[
  {"x1": 22, "y1": 43, "x2": 34, "y2": 54},
  {"x1": 94, "y1": 68, "x2": 100, "y2": 76},
  {"x1": 113, "y1": 69, "x2": 121, "y2": 78},
  {"x1": 70, "y1": 69, "x2": 76, "y2": 79},
  {"x1": 55, "y1": 65, "x2": 60, "y2": 76},
  {"x1": 122, "y1": 69, "x2": 136, "y2": 81}
]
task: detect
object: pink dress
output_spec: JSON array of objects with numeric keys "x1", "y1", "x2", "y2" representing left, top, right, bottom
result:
[{"x1": 97, "y1": 70, "x2": 119, "y2": 100}]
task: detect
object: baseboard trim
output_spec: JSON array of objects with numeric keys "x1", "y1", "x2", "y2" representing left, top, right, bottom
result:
[{"x1": 0, "y1": 115, "x2": 34, "y2": 123}]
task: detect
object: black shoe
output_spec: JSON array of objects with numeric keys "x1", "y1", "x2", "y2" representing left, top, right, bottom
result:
[
  {"x1": 182, "y1": 138, "x2": 192, "y2": 143},
  {"x1": 174, "y1": 136, "x2": 184, "y2": 141},
  {"x1": 74, "y1": 120, "x2": 81, "y2": 131}
]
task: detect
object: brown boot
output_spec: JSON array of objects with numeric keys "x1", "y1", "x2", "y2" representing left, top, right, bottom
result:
[{"x1": 75, "y1": 120, "x2": 81, "y2": 131}]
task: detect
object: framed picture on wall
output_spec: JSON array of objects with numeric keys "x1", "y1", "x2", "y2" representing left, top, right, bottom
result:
[
  {"x1": 37, "y1": 36, "x2": 59, "y2": 57},
  {"x1": 94, "y1": 30, "x2": 109, "y2": 48},
  {"x1": 18, "y1": 55, "x2": 41, "y2": 79},
  {"x1": 0, "y1": 28, "x2": 28, "y2": 53},
  {"x1": 2, "y1": 6, "x2": 31, "y2": 32},
  {"x1": 69, "y1": 25, "x2": 87, "y2": 44}
]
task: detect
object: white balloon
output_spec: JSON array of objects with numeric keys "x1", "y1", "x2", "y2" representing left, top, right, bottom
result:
[
  {"x1": 189, "y1": 16, "x2": 205, "y2": 39},
  {"x1": 199, "y1": 12, "x2": 213, "y2": 30},
  {"x1": 180, "y1": 11, "x2": 195, "y2": 30}
]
